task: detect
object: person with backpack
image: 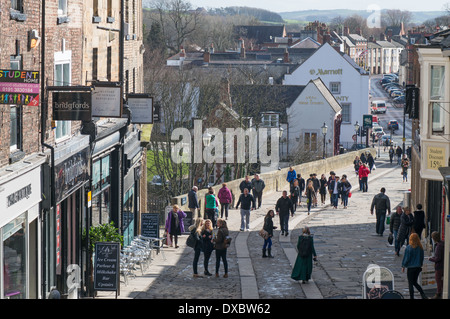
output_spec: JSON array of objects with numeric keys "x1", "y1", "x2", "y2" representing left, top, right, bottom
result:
[{"x1": 291, "y1": 226, "x2": 317, "y2": 284}]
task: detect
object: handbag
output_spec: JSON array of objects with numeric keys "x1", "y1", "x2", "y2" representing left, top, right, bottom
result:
[
  {"x1": 388, "y1": 233, "x2": 393, "y2": 245},
  {"x1": 259, "y1": 229, "x2": 269, "y2": 240},
  {"x1": 348, "y1": 192, "x2": 352, "y2": 198},
  {"x1": 186, "y1": 232, "x2": 196, "y2": 248}
]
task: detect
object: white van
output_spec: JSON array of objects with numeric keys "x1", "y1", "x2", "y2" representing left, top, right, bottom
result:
[{"x1": 371, "y1": 100, "x2": 386, "y2": 114}]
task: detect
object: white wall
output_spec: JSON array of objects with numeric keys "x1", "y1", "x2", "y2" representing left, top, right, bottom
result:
[{"x1": 284, "y1": 43, "x2": 370, "y2": 145}]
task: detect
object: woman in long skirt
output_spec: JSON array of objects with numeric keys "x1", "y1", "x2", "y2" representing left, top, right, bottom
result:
[{"x1": 291, "y1": 227, "x2": 317, "y2": 284}]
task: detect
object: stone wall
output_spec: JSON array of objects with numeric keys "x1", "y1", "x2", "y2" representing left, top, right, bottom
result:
[{"x1": 171, "y1": 148, "x2": 376, "y2": 215}]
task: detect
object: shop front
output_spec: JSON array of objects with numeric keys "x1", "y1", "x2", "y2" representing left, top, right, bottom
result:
[
  {"x1": 0, "y1": 158, "x2": 44, "y2": 299},
  {"x1": 122, "y1": 130, "x2": 143, "y2": 247},
  {"x1": 47, "y1": 135, "x2": 90, "y2": 298}
]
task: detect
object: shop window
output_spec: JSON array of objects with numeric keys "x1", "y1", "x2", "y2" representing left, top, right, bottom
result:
[
  {"x1": 92, "y1": 155, "x2": 111, "y2": 226},
  {"x1": 123, "y1": 186, "x2": 135, "y2": 246},
  {"x1": 2, "y1": 213, "x2": 27, "y2": 299}
]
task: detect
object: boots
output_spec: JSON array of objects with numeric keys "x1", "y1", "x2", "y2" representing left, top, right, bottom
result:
[
  {"x1": 267, "y1": 248, "x2": 274, "y2": 258},
  {"x1": 262, "y1": 249, "x2": 267, "y2": 258},
  {"x1": 431, "y1": 293, "x2": 442, "y2": 299}
]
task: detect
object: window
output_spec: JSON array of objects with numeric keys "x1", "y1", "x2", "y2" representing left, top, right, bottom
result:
[
  {"x1": 341, "y1": 103, "x2": 351, "y2": 123},
  {"x1": 261, "y1": 113, "x2": 279, "y2": 127},
  {"x1": 92, "y1": 48, "x2": 98, "y2": 81},
  {"x1": 107, "y1": 47, "x2": 112, "y2": 81},
  {"x1": 93, "y1": 0, "x2": 99, "y2": 16},
  {"x1": 107, "y1": 0, "x2": 112, "y2": 17},
  {"x1": 330, "y1": 82, "x2": 341, "y2": 94},
  {"x1": 430, "y1": 65, "x2": 445, "y2": 133},
  {"x1": 58, "y1": 0, "x2": 67, "y2": 16},
  {"x1": 92, "y1": 156, "x2": 112, "y2": 226},
  {"x1": 123, "y1": 186, "x2": 135, "y2": 246},
  {"x1": 11, "y1": 0, "x2": 23, "y2": 12},
  {"x1": 54, "y1": 51, "x2": 72, "y2": 140},
  {"x1": 304, "y1": 132, "x2": 318, "y2": 152},
  {"x1": 9, "y1": 56, "x2": 22, "y2": 151}
]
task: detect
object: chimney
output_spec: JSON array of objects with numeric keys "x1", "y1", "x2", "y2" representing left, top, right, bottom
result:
[
  {"x1": 219, "y1": 77, "x2": 232, "y2": 107},
  {"x1": 288, "y1": 35, "x2": 293, "y2": 47},
  {"x1": 203, "y1": 47, "x2": 210, "y2": 64},
  {"x1": 387, "y1": 29, "x2": 393, "y2": 42},
  {"x1": 239, "y1": 38, "x2": 246, "y2": 58},
  {"x1": 344, "y1": 26, "x2": 349, "y2": 36},
  {"x1": 356, "y1": 28, "x2": 361, "y2": 36},
  {"x1": 283, "y1": 48, "x2": 289, "y2": 63},
  {"x1": 323, "y1": 32, "x2": 331, "y2": 45},
  {"x1": 380, "y1": 33, "x2": 386, "y2": 41}
]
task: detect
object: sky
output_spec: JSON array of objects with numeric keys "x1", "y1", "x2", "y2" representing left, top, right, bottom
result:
[{"x1": 189, "y1": 0, "x2": 448, "y2": 12}]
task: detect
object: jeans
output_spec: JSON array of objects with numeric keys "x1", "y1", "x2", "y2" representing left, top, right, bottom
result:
[
  {"x1": 376, "y1": 211, "x2": 386, "y2": 235},
  {"x1": 292, "y1": 196, "x2": 298, "y2": 212},
  {"x1": 215, "y1": 249, "x2": 228, "y2": 274},
  {"x1": 203, "y1": 250, "x2": 212, "y2": 273},
  {"x1": 361, "y1": 177, "x2": 368, "y2": 192},
  {"x1": 407, "y1": 267, "x2": 426, "y2": 299},
  {"x1": 331, "y1": 193, "x2": 339, "y2": 208},
  {"x1": 342, "y1": 193, "x2": 349, "y2": 206},
  {"x1": 240, "y1": 209, "x2": 250, "y2": 230},
  {"x1": 206, "y1": 208, "x2": 217, "y2": 228},
  {"x1": 220, "y1": 203, "x2": 229, "y2": 219},
  {"x1": 193, "y1": 247, "x2": 201, "y2": 274},
  {"x1": 307, "y1": 198, "x2": 312, "y2": 212},
  {"x1": 279, "y1": 213, "x2": 290, "y2": 233},
  {"x1": 263, "y1": 237, "x2": 272, "y2": 250},
  {"x1": 393, "y1": 230, "x2": 399, "y2": 252}
]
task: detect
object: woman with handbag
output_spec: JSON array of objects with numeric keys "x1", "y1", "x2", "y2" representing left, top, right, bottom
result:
[
  {"x1": 189, "y1": 218, "x2": 204, "y2": 278},
  {"x1": 262, "y1": 210, "x2": 277, "y2": 258},
  {"x1": 201, "y1": 219, "x2": 215, "y2": 276},
  {"x1": 340, "y1": 176, "x2": 352, "y2": 209}
]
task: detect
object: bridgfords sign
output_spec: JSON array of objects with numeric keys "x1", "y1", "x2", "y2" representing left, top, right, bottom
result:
[{"x1": 52, "y1": 91, "x2": 92, "y2": 121}]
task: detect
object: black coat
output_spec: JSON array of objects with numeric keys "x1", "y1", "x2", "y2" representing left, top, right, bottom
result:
[
  {"x1": 188, "y1": 190, "x2": 199, "y2": 209},
  {"x1": 413, "y1": 210, "x2": 425, "y2": 234},
  {"x1": 201, "y1": 229, "x2": 214, "y2": 253},
  {"x1": 239, "y1": 180, "x2": 252, "y2": 193},
  {"x1": 397, "y1": 213, "x2": 414, "y2": 245},
  {"x1": 276, "y1": 196, "x2": 294, "y2": 216},
  {"x1": 389, "y1": 212, "x2": 402, "y2": 233},
  {"x1": 263, "y1": 216, "x2": 275, "y2": 237}
]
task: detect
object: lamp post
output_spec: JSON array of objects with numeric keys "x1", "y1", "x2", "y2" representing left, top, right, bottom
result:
[
  {"x1": 321, "y1": 122, "x2": 328, "y2": 159},
  {"x1": 278, "y1": 127, "x2": 284, "y2": 161},
  {"x1": 354, "y1": 121, "x2": 360, "y2": 150},
  {"x1": 203, "y1": 132, "x2": 212, "y2": 187}
]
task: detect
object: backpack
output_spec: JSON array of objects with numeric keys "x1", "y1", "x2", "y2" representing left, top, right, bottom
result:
[{"x1": 299, "y1": 236, "x2": 312, "y2": 258}]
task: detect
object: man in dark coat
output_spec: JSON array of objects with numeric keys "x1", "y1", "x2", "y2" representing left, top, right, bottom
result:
[
  {"x1": 275, "y1": 190, "x2": 294, "y2": 236},
  {"x1": 188, "y1": 186, "x2": 200, "y2": 217},
  {"x1": 296, "y1": 174, "x2": 305, "y2": 205},
  {"x1": 370, "y1": 187, "x2": 391, "y2": 236},
  {"x1": 413, "y1": 204, "x2": 426, "y2": 239},
  {"x1": 239, "y1": 175, "x2": 252, "y2": 193}
]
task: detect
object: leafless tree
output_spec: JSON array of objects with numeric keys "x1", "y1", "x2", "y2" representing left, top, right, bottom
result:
[{"x1": 382, "y1": 9, "x2": 412, "y2": 28}]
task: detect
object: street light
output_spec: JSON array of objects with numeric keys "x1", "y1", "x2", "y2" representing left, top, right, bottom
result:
[
  {"x1": 321, "y1": 122, "x2": 328, "y2": 159},
  {"x1": 278, "y1": 127, "x2": 284, "y2": 160},
  {"x1": 354, "y1": 121, "x2": 360, "y2": 149}
]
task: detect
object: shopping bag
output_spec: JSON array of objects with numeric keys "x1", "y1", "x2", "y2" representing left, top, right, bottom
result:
[{"x1": 348, "y1": 192, "x2": 352, "y2": 198}]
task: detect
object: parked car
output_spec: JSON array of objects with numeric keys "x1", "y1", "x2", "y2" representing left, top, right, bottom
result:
[
  {"x1": 371, "y1": 100, "x2": 387, "y2": 114},
  {"x1": 387, "y1": 120, "x2": 399, "y2": 130},
  {"x1": 393, "y1": 95, "x2": 405, "y2": 104},
  {"x1": 381, "y1": 135, "x2": 393, "y2": 145},
  {"x1": 386, "y1": 85, "x2": 402, "y2": 93},
  {"x1": 390, "y1": 90, "x2": 404, "y2": 98}
]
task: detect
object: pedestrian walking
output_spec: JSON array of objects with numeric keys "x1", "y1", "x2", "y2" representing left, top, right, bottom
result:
[
  {"x1": 429, "y1": 231, "x2": 445, "y2": 299},
  {"x1": 290, "y1": 179, "x2": 301, "y2": 212},
  {"x1": 358, "y1": 163, "x2": 370, "y2": 192},
  {"x1": 235, "y1": 188, "x2": 256, "y2": 231},
  {"x1": 339, "y1": 176, "x2": 352, "y2": 209},
  {"x1": 389, "y1": 206, "x2": 403, "y2": 256},
  {"x1": 367, "y1": 153, "x2": 375, "y2": 172},
  {"x1": 402, "y1": 233, "x2": 428, "y2": 299},
  {"x1": 217, "y1": 183, "x2": 232, "y2": 220},
  {"x1": 396, "y1": 207, "x2": 414, "y2": 255},
  {"x1": 370, "y1": 187, "x2": 391, "y2": 236},
  {"x1": 319, "y1": 174, "x2": 328, "y2": 205},
  {"x1": 396, "y1": 146, "x2": 403, "y2": 165},
  {"x1": 291, "y1": 226, "x2": 317, "y2": 284},
  {"x1": 275, "y1": 190, "x2": 294, "y2": 236},
  {"x1": 188, "y1": 186, "x2": 200, "y2": 217},
  {"x1": 413, "y1": 204, "x2": 425, "y2": 239},
  {"x1": 360, "y1": 152, "x2": 367, "y2": 164},
  {"x1": 190, "y1": 218, "x2": 204, "y2": 278},
  {"x1": 213, "y1": 218, "x2": 230, "y2": 278},
  {"x1": 328, "y1": 175, "x2": 340, "y2": 209},
  {"x1": 286, "y1": 166, "x2": 297, "y2": 188},
  {"x1": 251, "y1": 174, "x2": 266, "y2": 209},
  {"x1": 401, "y1": 156, "x2": 409, "y2": 182},
  {"x1": 297, "y1": 174, "x2": 305, "y2": 206},
  {"x1": 327, "y1": 171, "x2": 336, "y2": 205},
  {"x1": 205, "y1": 189, "x2": 219, "y2": 228},
  {"x1": 388, "y1": 146, "x2": 394, "y2": 164},
  {"x1": 305, "y1": 181, "x2": 316, "y2": 215},
  {"x1": 200, "y1": 219, "x2": 215, "y2": 276},
  {"x1": 239, "y1": 175, "x2": 252, "y2": 193},
  {"x1": 165, "y1": 205, "x2": 187, "y2": 248},
  {"x1": 353, "y1": 156, "x2": 361, "y2": 176},
  {"x1": 312, "y1": 174, "x2": 320, "y2": 207},
  {"x1": 262, "y1": 210, "x2": 277, "y2": 258}
]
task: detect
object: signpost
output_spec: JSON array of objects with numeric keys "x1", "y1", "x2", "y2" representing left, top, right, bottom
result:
[
  {"x1": 91, "y1": 81, "x2": 122, "y2": 118},
  {"x1": 93, "y1": 242, "x2": 120, "y2": 298},
  {"x1": 0, "y1": 69, "x2": 40, "y2": 106},
  {"x1": 141, "y1": 213, "x2": 160, "y2": 239},
  {"x1": 127, "y1": 93, "x2": 153, "y2": 124},
  {"x1": 52, "y1": 91, "x2": 92, "y2": 121}
]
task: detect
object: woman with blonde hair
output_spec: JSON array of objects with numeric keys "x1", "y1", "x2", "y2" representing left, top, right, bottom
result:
[
  {"x1": 190, "y1": 218, "x2": 204, "y2": 278},
  {"x1": 401, "y1": 233, "x2": 427, "y2": 299},
  {"x1": 213, "y1": 218, "x2": 230, "y2": 278},
  {"x1": 201, "y1": 219, "x2": 215, "y2": 276},
  {"x1": 165, "y1": 204, "x2": 186, "y2": 248}
]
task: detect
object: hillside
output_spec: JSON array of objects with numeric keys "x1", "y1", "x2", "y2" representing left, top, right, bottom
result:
[{"x1": 280, "y1": 9, "x2": 445, "y2": 24}]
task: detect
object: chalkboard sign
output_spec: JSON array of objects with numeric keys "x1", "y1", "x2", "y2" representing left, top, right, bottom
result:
[
  {"x1": 94, "y1": 242, "x2": 120, "y2": 292},
  {"x1": 141, "y1": 213, "x2": 160, "y2": 238},
  {"x1": 182, "y1": 210, "x2": 193, "y2": 234}
]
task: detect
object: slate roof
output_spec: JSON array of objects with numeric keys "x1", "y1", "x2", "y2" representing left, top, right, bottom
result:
[{"x1": 234, "y1": 25, "x2": 286, "y2": 44}]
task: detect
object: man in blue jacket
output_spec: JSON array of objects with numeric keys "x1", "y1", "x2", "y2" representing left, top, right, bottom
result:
[{"x1": 286, "y1": 166, "x2": 297, "y2": 188}]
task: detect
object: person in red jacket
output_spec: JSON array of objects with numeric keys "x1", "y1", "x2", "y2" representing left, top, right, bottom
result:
[
  {"x1": 358, "y1": 163, "x2": 370, "y2": 192},
  {"x1": 217, "y1": 183, "x2": 232, "y2": 220}
]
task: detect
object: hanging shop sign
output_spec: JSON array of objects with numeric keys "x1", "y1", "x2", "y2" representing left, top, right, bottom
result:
[
  {"x1": 54, "y1": 147, "x2": 90, "y2": 203},
  {"x1": 52, "y1": 91, "x2": 92, "y2": 121},
  {"x1": 127, "y1": 93, "x2": 153, "y2": 124},
  {"x1": 91, "y1": 81, "x2": 122, "y2": 118},
  {"x1": 0, "y1": 69, "x2": 40, "y2": 106}
]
